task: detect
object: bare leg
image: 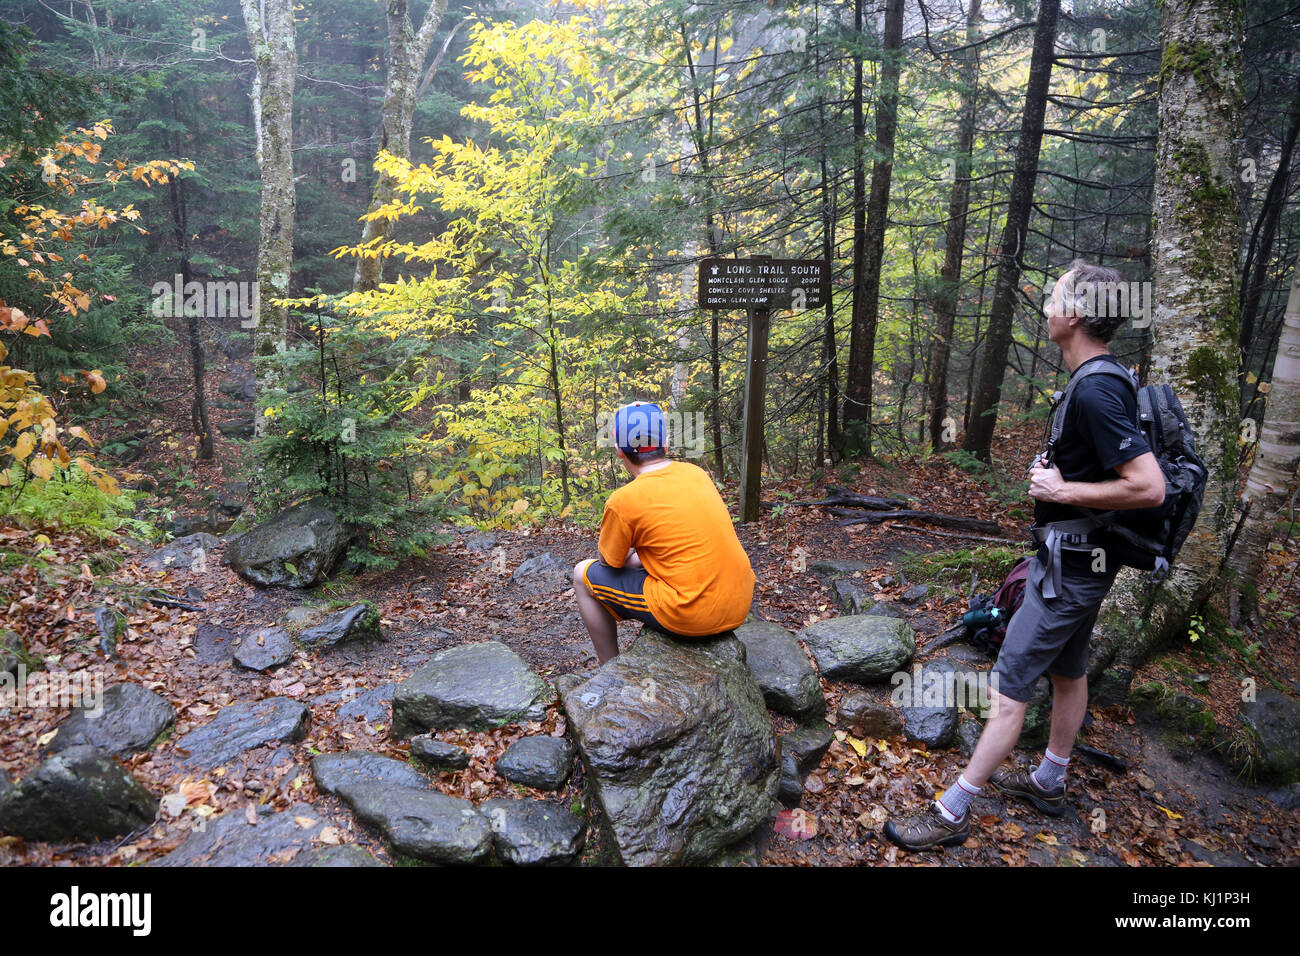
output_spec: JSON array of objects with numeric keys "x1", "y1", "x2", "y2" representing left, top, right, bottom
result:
[
  {"x1": 573, "y1": 559, "x2": 618, "y2": 664},
  {"x1": 1047, "y1": 673, "x2": 1088, "y2": 757},
  {"x1": 961, "y1": 689, "x2": 1029, "y2": 788}
]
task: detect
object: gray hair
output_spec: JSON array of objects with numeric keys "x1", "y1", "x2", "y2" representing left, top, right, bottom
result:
[{"x1": 1059, "y1": 258, "x2": 1127, "y2": 342}]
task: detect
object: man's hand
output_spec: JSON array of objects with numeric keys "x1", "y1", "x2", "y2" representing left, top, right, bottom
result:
[
  {"x1": 1028, "y1": 452, "x2": 1166, "y2": 510},
  {"x1": 1028, "y1": 462, "x2": 1067, "y2": 502}
]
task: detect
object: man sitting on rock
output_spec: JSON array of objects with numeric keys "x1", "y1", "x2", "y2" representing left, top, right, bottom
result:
[
  {"x1": 882, "y1": 260, "x2": 1166, "y2": 851},
  {"x1": 573, "y1": 401, "x2": 755, "y2": 664}
]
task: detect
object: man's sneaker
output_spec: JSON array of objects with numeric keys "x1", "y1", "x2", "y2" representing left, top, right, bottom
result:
[
  {"x1": 882, "y1": 802, "x2": 970, "y2": 851},
  {"x1": 989, "y1": 766, "x2": 1066, "y2": 816}
]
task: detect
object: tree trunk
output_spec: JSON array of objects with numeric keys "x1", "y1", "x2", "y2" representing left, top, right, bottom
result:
[
  {"x1": 843, "y1": 0, "x2": 904, "y2": 457},
  {"x1": 241, "y1": 0, "x2": 297, "y2": 430},
  {"x1": 1238, "y1": 78, "x2": 1300, "y2": 402},
  {"x1": 1228, "y1": 252, "x2": 1300, "y2": 627},
  {"x1": 928, "y1": 0, "x2": 982, "y2": 450},
  {"x1": 961, "y1": 0, "x2": 1061, "y2": 462},
  {"x1": 354, "y1": 0, "x2": 448, "y2": 293},
  {"x1": 1088, "y1": 0, "x2": 1245, "y2": 702}
]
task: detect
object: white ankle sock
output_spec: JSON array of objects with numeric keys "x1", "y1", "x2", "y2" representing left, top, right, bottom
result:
[{"x1": 935, "y1": 775, "x2": 981, "y2": 822}]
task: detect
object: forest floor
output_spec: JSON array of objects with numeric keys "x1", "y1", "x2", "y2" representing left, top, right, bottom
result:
[{"x1": 2, "y1": 337, "x2": 1298, "y2": 867}]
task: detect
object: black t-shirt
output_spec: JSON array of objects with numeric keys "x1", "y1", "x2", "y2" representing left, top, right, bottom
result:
[{"x1": 1036, "y1": 354, "x2": 1152, "y2": 571}]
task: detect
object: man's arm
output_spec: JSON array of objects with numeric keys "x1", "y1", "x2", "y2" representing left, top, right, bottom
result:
[
  {"x1": 1029, "y1": 452, "x2": 1165, "y2": 510},
  {"x1": 597, "y1": 507, "x2": 632, "y2": 567}
]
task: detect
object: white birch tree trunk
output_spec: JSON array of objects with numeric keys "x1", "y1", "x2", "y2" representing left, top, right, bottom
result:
[
  {"x1": 241, "y1": 0, "x2": 297, "y2": 432},
  {"x1": 1089, "y1": 0, "x2": 1246, "y2": 700}
]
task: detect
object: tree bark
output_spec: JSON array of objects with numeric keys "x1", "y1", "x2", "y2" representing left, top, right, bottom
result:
[
  {"x1": 843, "y1": 0, "x2": 904, "y2": 457},
  {"x1": 961, "y1": 0, "x2": 1061, "y2": 462},
  {"x1": 1088, "y1": 0, "x2": 1245, "y2": 702},
  {"x1": 928, "y1": 0, "x2": 982, "y2": 450},
  {"x1": 354, "y1": 0, "x2": 449, "y2": 293},
  {"x1": 241, "y1": 0, "x2": 297, "y2": 429},
  {"x1": 1228, "y1": 251, "x2": 1300, "y2": 627}
]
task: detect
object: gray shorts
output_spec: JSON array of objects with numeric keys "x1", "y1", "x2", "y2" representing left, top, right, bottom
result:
[{"x1": 991, "y1": 554, "x2": 1116, "y2": 703}]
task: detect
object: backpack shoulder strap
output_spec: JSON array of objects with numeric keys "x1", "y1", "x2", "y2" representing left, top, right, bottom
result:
[{"x1": 1047, "y1": 359, "x2": 1137, "y2": 453}]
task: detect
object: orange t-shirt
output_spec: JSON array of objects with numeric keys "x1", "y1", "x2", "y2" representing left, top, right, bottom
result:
[{"x1": 597, "y1": 460, "x2": 755, "y2": 636}]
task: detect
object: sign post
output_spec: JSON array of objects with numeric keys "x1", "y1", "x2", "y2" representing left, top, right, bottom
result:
[{"x1": 696, "y1": 256, "x2": 829, "y2": 522}]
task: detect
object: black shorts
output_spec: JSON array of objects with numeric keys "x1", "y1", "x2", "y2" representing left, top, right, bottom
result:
[
  {"x1": 581, "y1": 560, "x2": 684, "y2": 636},
  {"x1": 991, "y1": 554, "x2": 1117, "y2": 702}
]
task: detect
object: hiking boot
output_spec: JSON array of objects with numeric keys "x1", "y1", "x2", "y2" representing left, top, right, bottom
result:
[
  {"x1": 989, "y1": 766, "x2": 1066, "y2": 816},
  {"x1": 882, "y1": 802, "x2": 970, "y2": 851}
]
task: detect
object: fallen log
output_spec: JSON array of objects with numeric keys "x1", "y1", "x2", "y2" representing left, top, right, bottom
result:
[
  {"x1": 833, "y1": 508, "x2": 1003, "y2": 536},
  {"x1": 889, "y1": 524, "x2": 1024, "y2": 546}
]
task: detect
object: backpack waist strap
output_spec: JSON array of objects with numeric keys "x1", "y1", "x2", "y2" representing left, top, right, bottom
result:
[{"x1": 1031, "y1": 515, "x2": 1112, "y2": 599}]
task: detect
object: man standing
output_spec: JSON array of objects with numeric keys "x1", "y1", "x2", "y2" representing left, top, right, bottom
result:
[
  {"x1": 573, "y1": 401, "x2": 755, "y2": 664},
  {"x1": 883, "y1": 261, "x2": 1166, "y2": 851}
]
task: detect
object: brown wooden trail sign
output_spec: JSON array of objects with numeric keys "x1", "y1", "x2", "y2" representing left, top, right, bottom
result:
[
  {"x1": 698, "y1": 256, "x2": 830, "y2": 523},
  {"x1": 697, "y1": 257, "x2": 830, "y2": 311}
]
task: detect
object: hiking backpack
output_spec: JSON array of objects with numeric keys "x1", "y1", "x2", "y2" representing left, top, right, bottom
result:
[
  {"x1": 961, "y1": 555, "x2": 1033, "y2": 654},
  {"x1": 1043, "y1": 360, "x2": 1208, "y2": 581}
]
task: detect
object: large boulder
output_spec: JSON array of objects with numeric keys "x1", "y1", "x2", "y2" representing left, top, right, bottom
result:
[
  {"x1": 0, "y1": 745, "x2": 157, "y2": 842},
  {"x1": 1241, "y1": 690, "x2": 1300, "y2": 780},
  {"x1": 496, "y1": 736, "x2": 575, "y2": 791},
  {"x1": 391, "y1": 642, "x2": 555, "y2": 736},
  {"x1": 224, "y1": 499, "x2": 350, "y2": 588},
  {"x1": 734, "y1": 620, "x2": 825, "y2": 721},
  {"x1": 172, "y1": 697, "x2": 309, "y2": 771},
  {"x1": 482, "y1": 798, "x2": 586, "y2": 866},
  {"x1": 310, "y1": 751, "x2": 428, "y2": 795},
  {"x1": 47, "y1": 683, "x2": 176, "y2": 756},
  {"x1": 797, "y1": 615, "x2": 915, "y2": 683},
  {"x1": 141, "y1": 532, "x2": 218, "y2": 573},
  {"x1": 558, "y1": 627, "x2": 778, "y2": 866},
  {"x1": 335, "y1": 783, "x2": 493, "y2": 864},
  {"x1": 155, "y1": 802, "x2": 327, "y2": 866}
]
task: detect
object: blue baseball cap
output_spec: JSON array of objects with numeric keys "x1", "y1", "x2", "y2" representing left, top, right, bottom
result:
[{"x1": 612, "y1": 401, "x2": 666, "y2": 454}]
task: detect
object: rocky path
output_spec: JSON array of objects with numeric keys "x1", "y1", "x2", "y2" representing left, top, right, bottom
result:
[{"x1": 2, "y1": 485, "x2": 1298, "y2": 866}]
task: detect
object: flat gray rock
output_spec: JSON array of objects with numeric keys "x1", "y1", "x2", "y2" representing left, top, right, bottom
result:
[
  {"x1": 894, "y1": 661, "x2": 960, "y2": 748},
  {"x1": 559, "y1": 627, "x2": 777, "y2": 866},
  {"x1": 808, "y1": 558, "x2": 869, "y2": 581},
  {"x1": 777, "y1": 721, "x2": 834, "y2": 807},
  {"x1": 797, "y1": 615, "x2": 915, "y2": 683},
  {"x1": 391, "y1": 642, "x2": 555, "y2": 736},
  {"x1": 831, "y1": 576, "x2": 873, "y2": 614},
  {"x1": 293, "y1": 844, "x2": 386, "y2": 867},
  {"x1": 311, "y1": 751, "x2": 428, "y2": 795},
  {"x1": 194, "y1": 624, "x2": 238, "y2": 664},
  {"x1": 837, "y1": 689, "x2": 903, "y2": 737},
  {"x1": 172, "y1": 697, "x2": 309, "y2": 770},
  {"x1": 496, "y1": 736, "x2": 574, "y2": 791},
  {"x1": 336, "y1": 782, "x2": 493, "y2": 864},
  {"x1": 337, "y1": 684, "x2": 395, "y2": 724},
  {"x1": 410, "y1": 735, "x2": 470, "y2": 771},
  {"x1": 47, "y1": 683, "x2": 175, "y2": 756},
  {"x1": 0, "y1": 745, "x2": 157, "y2": 842},
  {"x1": 233, "y1": 626, "x2": 295, "y2": 672},
  {"x1": 141, "y1": 532, "x2": 218, "y2": 573},
  {"x1": 155, "y1": 802, "x2": 326, "y2": 866},
  {"x1": 482, "y1": 798, "x2": 586, "y2": 865},
  {"x1": 734, "y1": 620, "x2": 825, "y2": 721},
  {"x1": 511, "y1": 551, "x2": 570, "y2": 592},
  {"x1": 300, "y1": 603, "x2": 380, "y2": 648}
]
